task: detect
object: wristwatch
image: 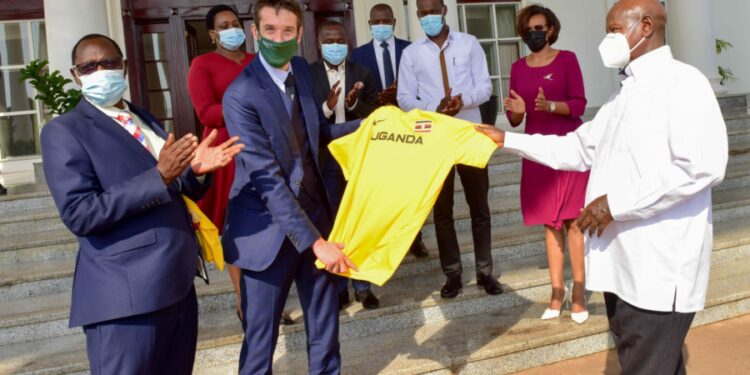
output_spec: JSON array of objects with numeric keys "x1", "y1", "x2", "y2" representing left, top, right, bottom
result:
[{"x1": 549, "y1": 101, "x2": 556, "y2": 113}]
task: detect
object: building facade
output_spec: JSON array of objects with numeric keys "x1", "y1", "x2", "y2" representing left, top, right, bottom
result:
[{"x1": 1, "y1": 0, "x2": 747, "y2": 185}]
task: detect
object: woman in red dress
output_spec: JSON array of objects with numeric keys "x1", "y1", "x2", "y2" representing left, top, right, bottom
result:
[
  {"x1": 505, "y1": 5, "x2": 589, "y2": 323},
  {"x1": 188, "y1": 4, "x2": 253, "y2": 321}
]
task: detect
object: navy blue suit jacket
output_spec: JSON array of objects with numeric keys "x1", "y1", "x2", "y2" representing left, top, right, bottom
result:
[
  {"x1": 222, "y1": 56, "x2": 359, "y2": 272},
  {"x1": 350, "y1": 38, "x2": 411, "y2": 92},
  {"x1": 41, "y1": 99, "x2": 209, "y2": 328}
]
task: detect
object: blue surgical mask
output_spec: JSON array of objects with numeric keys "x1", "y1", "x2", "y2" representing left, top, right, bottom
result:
[
  {"x1": 218, "y1": 28, "x2": 246, "y2": 51},
  {"x1": 420, "y1": 15, "x2": 444, "y2": 37},
  {"x1": 321, "y1": 43, "x2": 348, "y2": 66},
  {"x1": 79, "y1": 69, "x2": 127, "y2": 107},
  {"x1": 371, "y1": 24, "x2": 394, "y2": 42}
]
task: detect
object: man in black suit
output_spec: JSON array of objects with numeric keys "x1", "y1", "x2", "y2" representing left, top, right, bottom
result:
[
  {"x1": 0, "y1": 181, "x2": 6, "y2": 195},
  {"x1": 350, "y1": 3, "x2": 411, "y2": 107},
  {"x1": 309, "y1": 20, "x2": 381, "y2": 310},
  {"x1": 350, "y1": 3, "x2": 430, "y2": 259}
]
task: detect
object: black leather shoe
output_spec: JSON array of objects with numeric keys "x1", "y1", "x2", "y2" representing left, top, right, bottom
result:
[
  {"x1": 477, "y1": 274, "x2": 504, "y2": 295},
  {"x1": 409, "y1": 238, "x2": 429, "y2": 258},
  {"x1": 280, "y1": 311, "x2": 295, "y2": 325},
  {"x1": 440, "y1": 276, "x2": 462, "y2": 299},
  {"x1": 0, "y1": 183, "x2": 6, "y2": 195},
  {"x1": 354, "y1": 289, "x2": 380, "y2": 309},
  {"x1": 338, "y1": 291, "x2": 350, "y2": 310}
]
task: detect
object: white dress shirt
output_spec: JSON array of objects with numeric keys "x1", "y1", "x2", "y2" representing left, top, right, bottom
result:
[
  {"x1": 397, "y1": 30, "x2": 492, "y2": 123},
  {"x1": 373, "y1": 36, "x2": 397, "y2": 89},
  {"x1": 504, "y1": 46, "x2": 728, "y2": 312},
  {"x1": 322, "y1": 62, "x2": 347, "y2": 124}
]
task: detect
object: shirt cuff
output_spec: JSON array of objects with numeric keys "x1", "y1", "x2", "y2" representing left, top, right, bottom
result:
[
  {"x1": 322, "y1": 102, "x2": 334, "y2": 119},
  {"x1": 346, "y1": 98, "x2": 358, "y2": 112}
]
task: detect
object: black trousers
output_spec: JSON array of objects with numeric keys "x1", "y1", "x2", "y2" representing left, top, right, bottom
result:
[
  {"x1": 434, "y1": 165, "x2": 492, "y2": 278},
  {"x1": 604, "y1": 292, "x2": 695, "y2": 375}
]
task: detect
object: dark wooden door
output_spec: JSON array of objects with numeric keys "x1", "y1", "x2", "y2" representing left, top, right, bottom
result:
[{"x1": 122, "y1": 0, "x2": 355, "y2": 137}]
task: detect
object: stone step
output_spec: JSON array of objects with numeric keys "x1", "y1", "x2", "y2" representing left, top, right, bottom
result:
[
  {"x1": 422, "y1": 184, "x2": 750, "y2": 238},
  {"x1": 1, "y1": 216, "x2": 747, "y2": 350},
  {"x1": 0, "y1": 229, "x2": 76, "y2": 266},
  {"x1": 2, "y1": 157, "x2": 749, "y2": 267},
  {"x1": 0, "y1": 220, "x2": 542, "y2": 302},
  {"x1": 0, "y1": 208, "x2": 64, "y2": 239},
  {"x1": 2, "y1": 242, "x2": 748, "y2": 375},
  {"x1": 3, "y1": 183, "x2": 750, "y2": 301},
  {"x1": 725, "y1": 113, "x2": 750, "y2": 133}
]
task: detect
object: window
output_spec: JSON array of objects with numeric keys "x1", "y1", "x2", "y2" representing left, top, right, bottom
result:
[
  {"x1": 458, "y1": 1, "x2": 522, "y2": 109},
  {"x1": 0, "y1": 20, "x2": 47, "y2": 160}
]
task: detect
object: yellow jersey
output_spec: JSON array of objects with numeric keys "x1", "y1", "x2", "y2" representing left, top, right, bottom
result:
[{"x1": 315, "y1": 106, "x2": 497, "y2": 285}]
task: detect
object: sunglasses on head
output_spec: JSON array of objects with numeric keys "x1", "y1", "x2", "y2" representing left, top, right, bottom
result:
[{"x1": 73, "y1": 57, "x2": 124, "y2": 76}]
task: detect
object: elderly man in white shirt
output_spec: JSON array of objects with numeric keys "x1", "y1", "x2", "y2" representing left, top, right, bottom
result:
[
  {"x1": 478, "y1": 1, "x2": 728, "y2": 374},
  {"x1": 398, "y1": 0, "x2": 502, "y2": 299}
]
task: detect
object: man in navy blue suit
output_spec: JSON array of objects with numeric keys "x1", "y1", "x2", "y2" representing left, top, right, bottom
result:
[
  {"x1": 350, "y1": 3, "x2": 430, "y2": 259},
  {"x1": 41, "y1": 34, "x2": 242, "y2": 374},
  {"x1": 221, "y1": 1, "x2": 360, "y2": 373}
]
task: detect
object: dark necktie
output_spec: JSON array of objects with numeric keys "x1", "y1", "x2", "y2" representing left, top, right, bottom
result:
[
  {"x1": 381, "y1": 41, "x2": 395, "y2": 88},
  {"x1": 284, "y1": 72, "x2": 296, "y2": 103}
]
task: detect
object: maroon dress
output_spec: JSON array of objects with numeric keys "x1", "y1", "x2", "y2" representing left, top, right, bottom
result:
[
  {"x1": 506, "y1": 50, "x2": 589, "y2": 229},
  {"x1": 187, "y1": 51, "x2": 254, "y2": 233}
]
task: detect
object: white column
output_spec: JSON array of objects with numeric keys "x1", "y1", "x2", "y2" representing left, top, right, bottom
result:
[
  {"x1": 43, "y1": 0, "x2": 110, "y2": 82},
  {"x1": 667, "y1": 0, "x2": 725, "y2": 94},
  {"x1": 406, "y1": 0, "x2": 460, "y2": 42}
]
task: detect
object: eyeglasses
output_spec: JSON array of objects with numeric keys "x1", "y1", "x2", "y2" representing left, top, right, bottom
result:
[{"x1": 72, "y1": 57, "x2": 124, "y2": 76}]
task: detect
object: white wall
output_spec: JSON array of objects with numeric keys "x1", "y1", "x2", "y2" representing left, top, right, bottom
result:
[
  {"x1": 529, "y1": 0, "x2": 616, "y2": 108},
  {"x1": 43, "y1": 0, "x2": 110, "y2": 82},
  {"x1": 713, "y1": 0, "x2": 750, "y2": 96}
]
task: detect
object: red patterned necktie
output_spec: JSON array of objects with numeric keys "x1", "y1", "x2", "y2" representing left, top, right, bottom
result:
[{"x1": 116, "y1": 112, "x2": 151, "y2": 152}]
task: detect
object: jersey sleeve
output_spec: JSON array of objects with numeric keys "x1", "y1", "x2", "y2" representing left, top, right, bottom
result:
[
  {"x1": 449, "y1": 118, "x2": 498, "y2": 169},
  {"x1": 328, "y1": 108, "x2": 378, "y2": 180}
]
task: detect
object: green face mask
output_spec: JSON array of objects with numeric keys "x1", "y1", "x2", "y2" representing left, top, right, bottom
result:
[{"x1": 259, "y1": 36, "x2": 298, "y2": 68}]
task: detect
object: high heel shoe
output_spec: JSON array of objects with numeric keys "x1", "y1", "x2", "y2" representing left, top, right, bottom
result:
[
  {"x1": 569, "y1": 282, "x2": 589, "y2": 324},
  {"x1": 541, "y1": 286, "x2": 569, "y2": 320}
]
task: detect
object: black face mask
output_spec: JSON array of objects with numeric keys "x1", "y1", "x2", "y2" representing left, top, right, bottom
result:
[{"x1": 523, "y1": 30, "x2": 548, "y2": 53}]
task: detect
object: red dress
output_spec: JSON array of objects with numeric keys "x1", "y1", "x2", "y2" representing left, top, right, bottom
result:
[
  {"x1": 506, "y1": 50, "x2": 590, "y2": 230},
  {"x1": 188, "y1": 51, "x2": 254, "y2": 233}
]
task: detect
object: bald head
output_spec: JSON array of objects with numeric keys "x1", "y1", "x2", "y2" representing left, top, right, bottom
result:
[{"x1": 606, "y1": 0, "x2": 667, "y2": 61}]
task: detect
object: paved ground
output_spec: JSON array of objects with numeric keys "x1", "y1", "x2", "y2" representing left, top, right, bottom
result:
[{"x1": 514, "y1": 313, "x2": 750, "y2": 375}]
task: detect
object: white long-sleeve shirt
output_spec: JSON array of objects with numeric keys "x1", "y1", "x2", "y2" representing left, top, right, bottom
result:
[
  {"x1": 397, "y1": 30, "x2": 492, "y2": 123},
  {"x1": 504, "y1": 46, "x2": 728, "y2": 313}
]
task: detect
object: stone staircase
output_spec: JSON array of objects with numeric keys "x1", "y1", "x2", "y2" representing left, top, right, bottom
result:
[{"x1": 1, "y1": 113, "x2": 749, "y2": 375}]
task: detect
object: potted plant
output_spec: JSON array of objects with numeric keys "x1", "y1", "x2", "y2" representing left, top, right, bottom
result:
[{"x1": 19, "y1": 59, "x2": 82, "y2": 185}]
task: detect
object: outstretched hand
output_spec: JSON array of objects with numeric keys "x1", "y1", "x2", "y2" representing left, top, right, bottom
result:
[
  {"x1": 535, "y1": 87, "x2": 550, "y2": 112},
  {"x1": 346, "y1": 81, "x2": 364, "y2": 108},
  {"x1": 313, "y1": 238, "x2": 359, "y2": 274},
  {"x1": 575, "y1": 194, "x2": 614, "y2": 237},
  {"x1": 503, "y1": 90, "x2": 526, "y2": 115},
  {"x1": 157, "y1": 133, "x2": 198, "y2": 185},
  {"x1": 326, "y1": 81, "x2": 342, "y2": 110},
  {"x1": 475, "y1": 124, "x2": 505, "y2": 148},
  {"x1": 191, "y1": 129, "x2": 245, "y2": 176}
]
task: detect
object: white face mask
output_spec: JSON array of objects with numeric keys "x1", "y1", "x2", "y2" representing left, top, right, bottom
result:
[{"x1": 598, "y1": 19, "x2": 646, "y2": 69}]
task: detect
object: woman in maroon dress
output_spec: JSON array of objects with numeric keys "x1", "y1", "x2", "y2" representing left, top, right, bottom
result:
[
  {"x1": 505, "y1": 5, "x2": 589, "y2": 323},
  {"x1": 188, "y1": 4, "x2": 254, "y2": 321}
]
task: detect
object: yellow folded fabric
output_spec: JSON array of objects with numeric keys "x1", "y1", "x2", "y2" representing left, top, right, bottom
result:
[
  {"x1": 315, "y1": 107, "x2": 497, "y2": 285},
  {"x1": 182, "y1": 196, "x2": 224, "y2": 271}
]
